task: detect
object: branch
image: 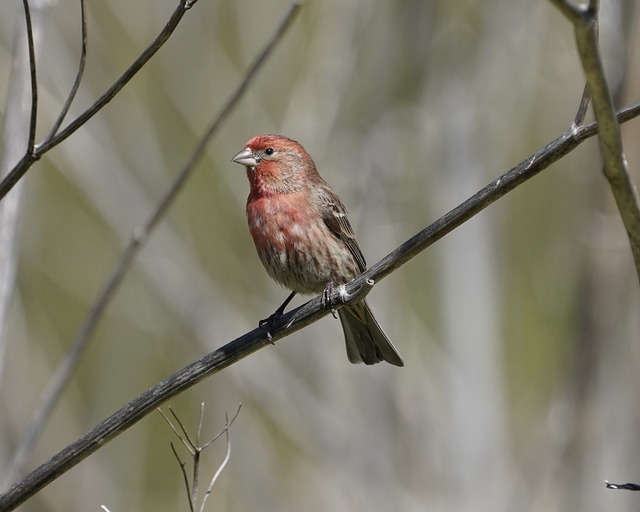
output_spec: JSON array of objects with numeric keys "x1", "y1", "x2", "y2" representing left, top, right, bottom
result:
[
  {"x1": 550, "y1": 0, "x2": 640, "y2": 281},
  {"x1": 605, "y1": 480, "x2": 640, "y2": 491},
  {"x1": 20, "y1": 0, "x2": 38, "y2": 151},
  {"x1": 159, "y1": 404, "x2": 241, "y2": 512},
  {"x1": 1, "y1": 0, "x2": 302, "y2": 490},
  {"x1": 1, "y1": 99, "x2": 639, "y2": 512},
  {"x1": 0, "y1": 0, "x2": 196, "y2": 201},
  {"x1": 44, "y1": 0, "x2": 87, "y2": 140}
]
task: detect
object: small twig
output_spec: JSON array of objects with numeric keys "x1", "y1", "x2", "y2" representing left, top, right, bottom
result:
[
  {"x1": 45, "y1": 0, "x2": 87, "y2": 139},
  {"x1": 2, "y1": 0, "x2": 302, "y2": 489},
  {"x1": 201, "y1": 404, "x2": 242, "y2": 450},
  {"x1": 550, "y1": 0, "x2": 640, "y2": 281},
  {"x1": 573, "y1": 84, "x2": 591, "y2": 127},
  {"x1": 170, "y1": 443, "x2": 195, "y2": 512},
  {"x1": 199, "y1": 412, "x2": 235, "y2": 512},
  {"x1": 191, "y1": 403, "x2": 206, "y2": 504},
  {"x1": 169, "y1": 407, "x2": 198, "y2": 452},
  {"x1": 605, "y1": 480, "x2": 640, "y2": 491},
  {"x1": 158, "y1": 408, "x2": 195, "y2": 456},
  {"x1": 196, "y1": 402, "x2": 205, "y2": 447},
  {"x1": 21, "y1": 0, "x2": 38, "y2": 152},
  {"x1": 161, "y1": 404, "x2": 241, "y2": 512}
]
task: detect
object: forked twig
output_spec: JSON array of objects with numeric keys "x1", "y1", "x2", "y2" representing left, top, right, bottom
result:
[
  {"x1": 199, "y1": 412, "x2": 234, "y2": 512},
  {"x1": 159, "y1": 404, "x2": 242, "y2": 512}
]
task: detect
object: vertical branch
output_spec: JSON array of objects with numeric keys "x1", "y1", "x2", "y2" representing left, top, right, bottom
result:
[
  {"x1": 550, "y1": 0, "x2": 640, "y2": 280},
  {"x1": 45, "y1": 0, "x2": 87, "y2": 140},
  {"x1": 20, "y1": 0, "x2": 38, "y2": 151},
  {"x1": 0, "y1": 0, "x2": 50, "y2": 387}
]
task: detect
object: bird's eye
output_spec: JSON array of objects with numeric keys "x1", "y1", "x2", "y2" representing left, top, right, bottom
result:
[{"x1": 264, "y1": 147, "x2": 275, "y2": 156}]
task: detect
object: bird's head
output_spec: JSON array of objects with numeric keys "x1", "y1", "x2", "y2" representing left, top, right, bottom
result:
[{"x1": 232, "y1": 134, "x2": 319, "y2": 196}]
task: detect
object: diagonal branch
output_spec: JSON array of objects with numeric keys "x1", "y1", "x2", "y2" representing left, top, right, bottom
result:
[{"x1": 1, "y1": 98, "x2": 639, "y2": 512}]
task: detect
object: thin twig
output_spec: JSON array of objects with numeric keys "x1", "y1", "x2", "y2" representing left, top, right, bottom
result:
[
  {"x1": 199, "y1": 413, "x2": 233, "y2": 512},
  {"x1": 605, "y1": 480, "x2": 640, "y2": 491},
  {"x1": 162, "y1": 404, "x2": 241, "y2": 512},
  {"x1": 550, "y1": 0, "x2": 640, "y2": 281},
  {"x1": 1, "y1": 98, "x2": 639, "y2": 512},
  {"x1": 191, "y1": 404, "x2": 206, "y2": 505},
  {"x1": 573, "y1": 84, "x2": 590, "y2": 127},
  {"x1": 170, "y1": 443, "x2": 195, "y2": 512},
  {"x1": 45, "y1": 0, "x2": 87, "y2": 139},
  {"x1": 1, "y1": 0, "x2": 302, "y2": 489},
  {"x1": 201, "y1": 404, "x2": 242, "y2": 450},
  {"x1": 196, "y1": 402, "x2": 205, "y2": 447},
  {"x1": 158, "y1": 408, "x2": 195, "y2": 455},
  {"x1": 20, "y1": 0, "x2": 38, "y2": 151},
  {"x1": 169, "y1": 407, "x2": 198, "y2": 451}
]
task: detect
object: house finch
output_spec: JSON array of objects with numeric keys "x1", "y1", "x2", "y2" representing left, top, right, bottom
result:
[{"x1": 232, "y1": 134, "x2": 403, "y2": 366}]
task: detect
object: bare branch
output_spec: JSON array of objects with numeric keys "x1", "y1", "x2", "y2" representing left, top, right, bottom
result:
[
  {"x1": 169, "y1": 407, "x2": 198, "y2": 452},
  {"x1": 199, "y1": 412, "x2": 234, "y2": 512},
  {"x1": 201, "y1": 404, "x2": 242, "y2": 450},
  {"x1": 2, "y1": 0, "x2": 302, "y2": 490},
  {"x1": 0, "y1": 0, "x2": 194, "y2": 201},
  {"x1": 550, "y1": 0, "x2": 640, "y2": 280},
  {"x1": 162, "y1": 404, "x2": 241, "y2": 512},
  {"x1": 196, "y1": 402, "x2": 205, "y2": 447},
  {"x1": 158, "y1": 408, "x2": 196, "y2": 456},
  {"x1": 170, "y1": 443, "x2": 195, "y2": 512},
  {"x1": 20, "y1": 0, "x2": 38, "y2": 151},
  {"x1": 0, "y1": 0, "x2": 51, "y2": 429},
  {"x1": 573, "y1": 84, "x2": 591, "y2": 127},
  {"x1": 45, "y1": 0, "x2": 87, "y2": 139},
  {"x1": 1, "y1": 98, "x2": 639, "y2": 512},
  {"x1": 605, "y1": 480, "x2": 640, "y2": 491}
]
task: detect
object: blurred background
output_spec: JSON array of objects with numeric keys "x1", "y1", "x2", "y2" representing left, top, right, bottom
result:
[{"x1": 1, "y1": 0, "x2": 639, "y2": 511}]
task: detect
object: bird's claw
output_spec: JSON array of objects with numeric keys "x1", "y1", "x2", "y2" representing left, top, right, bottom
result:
[
  {"x1": 259, "y1": 314, "x2": 278, "y2": 344},
  {"x1": 322, "y1": 281, "x2": 347, "y2": 319}
]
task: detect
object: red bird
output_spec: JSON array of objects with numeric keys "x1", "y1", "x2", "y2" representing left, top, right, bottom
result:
[{"x1": 232, "y1": 134, "x2": 403, "y2": 366}]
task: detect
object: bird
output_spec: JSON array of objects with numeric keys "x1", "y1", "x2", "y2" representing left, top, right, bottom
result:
[{"x1": 232, "y1": 134, "x2": 403, "y2": 367}]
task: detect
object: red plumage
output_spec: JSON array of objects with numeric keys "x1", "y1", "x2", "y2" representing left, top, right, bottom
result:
[{"x1": 232, "y1": 134, "x2": 403, "y2": 366}]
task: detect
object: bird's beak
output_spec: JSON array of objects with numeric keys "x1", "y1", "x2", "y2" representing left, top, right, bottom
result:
[{"x1": 231, "y1": 147, "x2": 257, "y2": 167}]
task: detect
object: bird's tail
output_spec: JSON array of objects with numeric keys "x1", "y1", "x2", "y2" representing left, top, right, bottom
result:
[{"x1": 337, "y1": 301, "x2": 404, "y2": 366}]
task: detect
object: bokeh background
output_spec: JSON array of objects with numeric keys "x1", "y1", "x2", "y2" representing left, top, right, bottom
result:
[{"x1": 1, "y1": 0, "x2": 640, "y2": 511}]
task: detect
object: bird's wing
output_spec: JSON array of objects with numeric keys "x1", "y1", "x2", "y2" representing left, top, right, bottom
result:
[{"x1": 319, "y1": 186, "x2": 367, "y2": 273}]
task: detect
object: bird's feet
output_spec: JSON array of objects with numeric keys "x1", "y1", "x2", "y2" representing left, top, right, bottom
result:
[
  {"x1": 258, "y1": 313, "x2": 280, "y2": 343},
  {"x1": 322, "y1": 281, "x2": 348, "y2": 319},
  {"x1": 258, "y1": 291, "x2": 297, "y2": 343}
]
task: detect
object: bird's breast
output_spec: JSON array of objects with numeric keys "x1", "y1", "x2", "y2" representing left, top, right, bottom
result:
[{"x1": 246, "y1": 193, "x2": 358, "y2": 294}]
